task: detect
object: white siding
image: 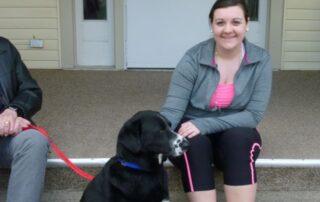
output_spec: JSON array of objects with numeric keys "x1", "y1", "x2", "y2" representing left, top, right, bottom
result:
[
  {"x1": 282, "y1": 0, "x2": 320, "y2": 70},
  {"x1": 0, "y1": 0, "x2": 60, "y2": 69}
]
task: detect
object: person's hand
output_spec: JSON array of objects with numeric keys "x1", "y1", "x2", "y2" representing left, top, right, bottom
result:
[
  {"x1": 178, "y1": 121, "x2": 200, "y2": 138},
  {"x1": 12, "y1": 117, "x2": 30, "y2": 135},
  {"x1": 0, "y1": 108, "x2": 18, "y2": 136}
]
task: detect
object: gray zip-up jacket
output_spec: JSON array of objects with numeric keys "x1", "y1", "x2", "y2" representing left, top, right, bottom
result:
[{"x1": 160, "y1": 38, "x2": 272, "y2": 135}]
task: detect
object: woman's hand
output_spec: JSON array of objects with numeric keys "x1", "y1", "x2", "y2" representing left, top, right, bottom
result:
[
  {"x1": 0, "y1": 108, "x2": 18, "y2": 136},
  {"x1": 178, "y1": 121, "x2": 200, "y2": 138}
]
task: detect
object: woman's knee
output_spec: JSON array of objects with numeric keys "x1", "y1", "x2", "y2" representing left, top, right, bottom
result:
[
  {"x1": 185, "y1": 135, "x2": 214, "y2": 161},
  {"x1": 170, "y1": 135, "x2": 213, "y2": 165},
  {"x1": 220, "y1": 127, "x2": 261, "y2": 149},
  {"x1": 219, "y1": 128, "x2": 261, "y2": 185},
  {"x1": 169, "y1": 135, "x2": 215, "y2": 192},
  {"x1": 189, "y1": 135, "x2": 212, "y2": 149}
]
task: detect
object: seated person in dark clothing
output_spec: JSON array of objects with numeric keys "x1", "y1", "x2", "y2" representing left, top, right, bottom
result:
[{"x1": 0, "y1": 36, "x2": 49, "y2": 202}]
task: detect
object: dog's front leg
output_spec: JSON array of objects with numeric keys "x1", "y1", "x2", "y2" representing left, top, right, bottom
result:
[{"x1": 161, "y1": 170, "x2": 170, "y2": 202}]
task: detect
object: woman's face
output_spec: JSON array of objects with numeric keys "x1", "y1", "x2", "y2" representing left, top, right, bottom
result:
[{"x1": 211, "y1": 5, "x2": 248, "y2": 52}]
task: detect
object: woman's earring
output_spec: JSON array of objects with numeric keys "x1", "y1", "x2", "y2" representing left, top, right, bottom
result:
[{"x1": 246, "y1": 27, "x2": 249, "y2": 32}]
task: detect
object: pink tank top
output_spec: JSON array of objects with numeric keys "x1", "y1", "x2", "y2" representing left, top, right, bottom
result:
[
  {"x1": 209, "y1": 43, "x2": 244, "y2": 109},
  {"x1": 209, "y1": 83, "x2": 235, "y2": 109}
]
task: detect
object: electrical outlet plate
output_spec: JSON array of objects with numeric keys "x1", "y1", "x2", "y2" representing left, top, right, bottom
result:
[{"x1": 30, "y1": 39, "x2": 44, "y2": 48}]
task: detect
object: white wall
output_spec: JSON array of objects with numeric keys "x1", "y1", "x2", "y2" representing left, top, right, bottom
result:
[
  {"x1": 126, "y1": 0, "x2": 213, "y2": 68},
  {"x1": 126, "y1": 0, "x2": 268, "y2": 68}
]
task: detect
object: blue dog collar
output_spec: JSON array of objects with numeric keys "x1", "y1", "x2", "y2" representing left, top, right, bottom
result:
[{"x1": 117, "y1": 158, "x2": 143, "y2": 171}]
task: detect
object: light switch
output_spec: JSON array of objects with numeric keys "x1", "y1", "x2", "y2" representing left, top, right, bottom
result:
[{"x1": 30, "y1": 39, "x2": 44, "y2": 48}]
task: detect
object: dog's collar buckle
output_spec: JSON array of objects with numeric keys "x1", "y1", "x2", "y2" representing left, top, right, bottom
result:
[{"x1": 117, "y1": 158, "x2": 143, "y2": 171}]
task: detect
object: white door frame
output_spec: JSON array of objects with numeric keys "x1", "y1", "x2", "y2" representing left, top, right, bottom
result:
[
  {"x1": 245, "y1": 0, "x2": 269, "y2": 49},
  {"x1": 74, "y1": 0, "x2": 115, "y2": 68}
]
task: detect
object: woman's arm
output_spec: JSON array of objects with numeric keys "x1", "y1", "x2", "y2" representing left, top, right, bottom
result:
[{"x1": 160, "y1": 53, "x2": 198, "y2": 130}]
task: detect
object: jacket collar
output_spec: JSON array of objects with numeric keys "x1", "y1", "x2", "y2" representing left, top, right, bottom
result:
[{"x1": 199, "y1": 38, "x2": 264, "y2": 68}]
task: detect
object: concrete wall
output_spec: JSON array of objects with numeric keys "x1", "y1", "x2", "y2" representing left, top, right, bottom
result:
[
  {"x1": 282, "y1": 0, "x2": 320, "y2": 70},
  {"x1": 0, "y1": 0, "x2": 61, "y2": 69}
]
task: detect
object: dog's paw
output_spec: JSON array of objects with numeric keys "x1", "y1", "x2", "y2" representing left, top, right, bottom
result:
[{"x1": 162, "y1": 199, "x2": 170, "y2": 202}]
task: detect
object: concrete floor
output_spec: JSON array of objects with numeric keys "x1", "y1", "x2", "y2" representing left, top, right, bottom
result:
[
  {"x1": 2, "y1": 70, "x2": 320, "y2": 202},
  {"x1": 29, "y1": 70, "x2": 320, "y2": 159}
]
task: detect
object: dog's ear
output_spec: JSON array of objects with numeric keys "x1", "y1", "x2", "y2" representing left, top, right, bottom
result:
[
  {"x1": 161, "y1": 115, "x2": 172, "y2": 127},
  {"x1": 117, "y1": 115, "x2": 142, "y2": 153}
]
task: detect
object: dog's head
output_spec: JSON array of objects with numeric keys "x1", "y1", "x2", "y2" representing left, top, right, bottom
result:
[{"x1": 117, "y1": 110, "x2": 189, "y2": 164}]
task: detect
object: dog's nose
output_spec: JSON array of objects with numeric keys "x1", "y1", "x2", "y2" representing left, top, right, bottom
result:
[{"x1": 179, "y1": 139, "x2": 190, "y2": 151}]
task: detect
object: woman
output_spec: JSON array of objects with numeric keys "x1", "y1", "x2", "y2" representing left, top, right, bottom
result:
[{"x1": 160, "y1": 0, "x2": 272, "y2": 201}]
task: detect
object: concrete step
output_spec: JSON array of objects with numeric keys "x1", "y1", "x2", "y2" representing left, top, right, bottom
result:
[
  {"x1": 1, "y1": 166, "x2": 320, "y2": 192},
  {"x1": 1, "y1": 190, "x2": 320, "y2": 202},
  {"x1": 1, "y1": 158, "x2": 320, "y2": 201}
]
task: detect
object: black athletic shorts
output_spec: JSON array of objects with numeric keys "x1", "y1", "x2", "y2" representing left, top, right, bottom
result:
[{"x1": 169, "y1": 126, "x2": 262, "y2": 192}]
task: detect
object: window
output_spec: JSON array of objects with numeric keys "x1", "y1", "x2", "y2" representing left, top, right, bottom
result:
[
  {"x1": 246, "y1": 0, "x2": 259, "y2": 21},
  {"x1": 83, "y1": 0, "x2": 107, "y2": 20}
]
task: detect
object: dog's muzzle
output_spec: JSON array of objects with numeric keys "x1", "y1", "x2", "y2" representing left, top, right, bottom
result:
[{"x1": 170, "y1": 133, "x2": 190, "y2": 157}]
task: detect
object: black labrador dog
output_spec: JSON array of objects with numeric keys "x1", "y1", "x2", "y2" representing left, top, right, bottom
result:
[{"x1": 81, "y1": 110, "x2": 189, "y2": 202}]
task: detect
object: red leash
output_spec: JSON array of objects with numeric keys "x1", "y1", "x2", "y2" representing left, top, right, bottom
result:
[{"x1": 23, "y1": 125, "x2": 94, "y2": 181}]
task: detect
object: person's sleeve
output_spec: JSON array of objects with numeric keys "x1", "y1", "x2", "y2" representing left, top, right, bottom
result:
[
  {"x1": 160, "y1": 53, "x2": 198, "y2": 130},
  {"x1": 191, "y1": 54, "x2": 272, "y2": 135},
  {"x1": 8, "y1": 42, "x2": 42, "y2": 119}
]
